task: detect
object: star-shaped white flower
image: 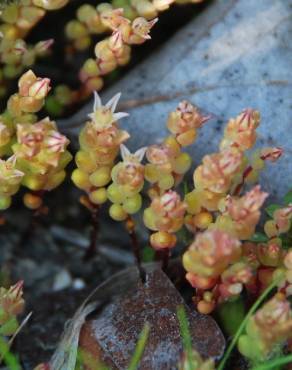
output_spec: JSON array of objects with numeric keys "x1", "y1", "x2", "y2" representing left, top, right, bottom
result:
[
  {"x1": 120, "y1": 144, "x2": 147, "y2": 163},
  {"x1": 88, "y1": 92, "x2": 129, "y2": 128},
  {"x1": 0, "y1": 155, "x2": 24, "y2": 182}
]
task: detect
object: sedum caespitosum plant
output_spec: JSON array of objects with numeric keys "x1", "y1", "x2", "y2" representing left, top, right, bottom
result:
[
  {"x1": 72, "y1": 91, "x2": 129, "y2": 207},
  {"x1": 0, "y1": 69, "x2": 50, "y2": 157},
  {"x1": 66, "y1": 0, "x2": 205, "y2": 52},
  {"x1": 143, "y1": 101, "x2": 208, "y2": 265},
  {"x1": 79, "y1": 8, "x2": 157, "y2": 96},
  {"x1": 0, "y1": 1, "x2": 206, "y2": 115},
  {"x1": 72, "y1": 94, "x2": 290, "y2": 289},
  {"x1": 0, "y1": 0, "x2": 69, "y2": 93},
  {"x1": 181, "y1": 108, "x2": 287, "y2": 314},
  {"x1": 0, "y1": 69, "x2": 72, "y2": 210}
]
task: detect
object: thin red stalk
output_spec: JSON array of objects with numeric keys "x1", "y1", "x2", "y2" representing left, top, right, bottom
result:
[
  {"x1": 233, "y1": 165, "x2": 253, "y2": 196},
  {"x1": 18, "y1": 191, "x2": 45, "y2": 247},
  {"x1": 84, "y1": 207, "x2": 99, "y2": 260},
  {"x1": 126, "y1": 217, "x2": 146, "y2": 283},
  {"x1": 161, "y1": 249, "x2": 170, "y2": 273}
]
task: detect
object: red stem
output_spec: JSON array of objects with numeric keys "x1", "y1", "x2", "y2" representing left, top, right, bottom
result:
[
  {"x1": 161, "y1": 249, "x2": 170, "y2": 273},
  {"x1": 84, "y1": 207, "x2": 99, "y2": 260},
  {"x1": 126, "y1": 217, "x2": 146, "y2": 283}
]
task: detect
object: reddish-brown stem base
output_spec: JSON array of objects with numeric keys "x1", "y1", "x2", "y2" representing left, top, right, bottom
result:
[
  {"x1": 161, "y1": 249, "x2": 170, "y2": 273},
  {"x1": 126, "y1": 217, "x2": 146, "y2": 283},
  {"x1": 17, "y1": 192, "x2": 46, "y2": 248},
  {"x1": 84, "y1": 207, "x2": 99, "y2": 261}
]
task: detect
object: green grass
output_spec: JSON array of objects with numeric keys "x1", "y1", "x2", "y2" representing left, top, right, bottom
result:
[
  {"x1": 251, "y1": 354, "x2": 292, "y2": 370},
  {"x1": 177, "y1": 305, "x2": 195, "y2": 369},
  {"x1": 127, "y1": 323, "x2": 150, "y2": 370}
]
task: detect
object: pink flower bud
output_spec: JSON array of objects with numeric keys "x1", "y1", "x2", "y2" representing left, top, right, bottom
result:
[
  {"x1": 132, "y1": 17, "x2": 158, "y2": 40},
  {"x1": 260, "y1": 147, "x2": 283, "y2": 162}
]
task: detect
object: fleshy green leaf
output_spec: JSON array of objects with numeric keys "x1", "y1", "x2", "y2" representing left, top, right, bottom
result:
[
  {"x1": 284, "y1": 189, "x2": 292, "y2": 205},
  {"x1": 217, "y1": 297, "x2": 246, "y2": 337},
  {"x1": 250, "y1": 233, "x2": 268, "y2": 243}
]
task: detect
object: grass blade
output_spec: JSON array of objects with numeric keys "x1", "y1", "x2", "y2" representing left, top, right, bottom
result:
[
  {"x1": 127, "y1": 323, "x2": 150, "y2": 370},
  {"x1": 251, "y1": 354, "x2": 292, "y2": 370},
  {"x1": 177, "y1": 305, "x2": 194, "y2": 369}
]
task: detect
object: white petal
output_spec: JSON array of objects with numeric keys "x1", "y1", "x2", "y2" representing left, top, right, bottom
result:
[
  {"x1": 93, "y1": 91, "x2": 102, "y2": 111},
  {"x1": 113, "y1": 112, "x2": 129, "y2": 121},
  {"x1": 106, "y1": 92, "x2": 121, "y2": 113},
  {"x1": 7, "y1": 155, "x2": 17, "y2": 166},
  {"x1": 149, "y1": 18, "x2": 159, "y2": 29},
  {"x1": 13, "y1": 169, "x2": 24, "y2": 178},
  {"x1": 134, "y1": 147, "x2": 147, "y2": 162},
  {"x1": 120, "y1": 144, "x2": 131, "y2": 161}
]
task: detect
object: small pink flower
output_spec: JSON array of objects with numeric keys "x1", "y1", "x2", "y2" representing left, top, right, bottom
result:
[
  {"x1": 221, "y1": 108, "x2": 260, "y2": 151},
  {"x1": 260, "y1": 147, "x2": 283, "y2": 162},
  {"x1": 273, "y1": 205, "x2": 292, "y2": 233},
  {"x1": 132, "y1": 17, "x2": 158, "y2": 40},
  {"x1": 195, "y1": 149, "x2": 243, "y2": 193}
]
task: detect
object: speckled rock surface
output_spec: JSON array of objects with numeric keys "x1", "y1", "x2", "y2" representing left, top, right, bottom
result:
[
  {"x1": 79, "y1": 268, "x2": 224, "y2": 369},
  {"x1": 63, "y1": 0, "x2": 292, "y2": 202}
]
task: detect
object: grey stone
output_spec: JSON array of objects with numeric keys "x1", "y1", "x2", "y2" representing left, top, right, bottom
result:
[{"x1": 62, "y1": 0, "x2": 292, "y2": 202}]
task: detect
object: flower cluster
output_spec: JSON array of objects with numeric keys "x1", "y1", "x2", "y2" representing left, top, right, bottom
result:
[
  {"x1": 0, "y1": 0, "x2": 67, "y2": 39},
  {"x1": 0, "y1": 69, "x2": 51, "y2": 156},
  {"x1": 0, "y1": 281, "x2": 25, "y2": 337},
  {"x1": 144, "y1": 190, "x2": 186, "y2": 250},
  {"x1": 248, "y1": 195, "x2": 292, "y2": 294},
  {"x1": 213, "y1": 185, "x2": 268, "y2": 240},
  {"x1": 182, "y1": 108, "x2": 286, "y2": 313},
  {"x1": 78, "y1": 8, "x2": 157, "y2": 95},
  {"x1": 0, "y1": 70, "x2": 71, "y2": 210},
  {"x1": 0, "y1": 155, "x2": 24, "y2": 209},
  {"x1": 66, "y1": 0, "x2": 205, "y2": 51},
  {"x1": 12, "y1": 117, "x2": 71, "y2": 206},
  {"x1": 0, "y1": 0, "x2": 68, "y2": 91},
  {"x1": 108, "y1": 144, "x2": 146, "y2": 221},
  {"x1": 184, "y1": 109, "x2": 282, "y2": 231},
  {"x1": 145, "y1": 101, "x2": 208, "y2": 196},
  {"x1": 183, "y1": 189, "x2": 292, "y2": 314},
  {"x1": 238, "y1": 293, "x2": 292, "y2": 362},
  {"x1": 72, "y1": 92, "x2": 129, "y2": 209},
  {"x1": 183, "y1": 229, "x2": 248, "y2": 313}
]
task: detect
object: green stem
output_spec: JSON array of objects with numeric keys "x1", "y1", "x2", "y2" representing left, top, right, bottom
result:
[
  {"x1": 217, "y1": 279, "x2": 279, "y2": 370},
  {"x1": 251, "y1": 354, "x2": 292, "y2": 370}
]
